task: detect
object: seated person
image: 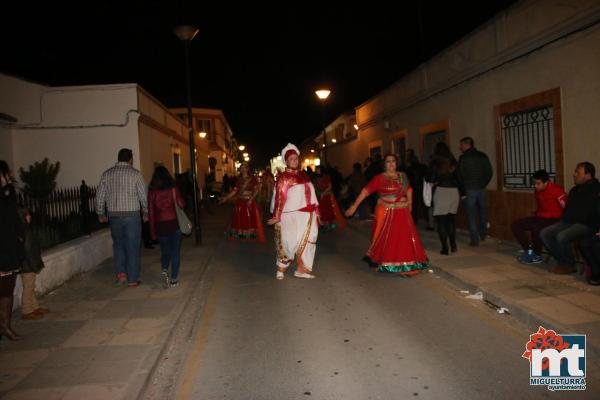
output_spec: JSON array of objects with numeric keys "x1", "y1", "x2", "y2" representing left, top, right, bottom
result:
[
  {"x1": 580, "y1": 194, "x2": 600, "y2": 285},
  {"x1": 540, "y1": 162, "x2": 600, "y2": 274},
  {"x1": 511, "y1": 169, "x2": 566, "y2": 264}
]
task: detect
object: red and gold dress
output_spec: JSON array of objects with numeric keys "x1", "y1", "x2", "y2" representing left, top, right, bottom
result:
[
  {"x1": 364, "y1": 173, "x2": 428, "y2": 275},
  {"x1": 315, "y1": 174, "x2": 346, "y2": 232},
  {"x1": 228, "y1": 175, "x2": 265, "y2": 242}
]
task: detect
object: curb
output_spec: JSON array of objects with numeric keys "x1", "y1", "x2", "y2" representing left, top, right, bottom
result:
[{"x1": 345, "y1": 219, "x2": 600, "y2": 361}]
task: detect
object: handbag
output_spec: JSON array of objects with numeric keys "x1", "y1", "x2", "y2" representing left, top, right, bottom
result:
[
  {"x1": 423, "y1": 178, "x2": 433, "y2": 207},
  {"x1": 172, "y1": 188, "x2": 192, "y2": 235}
]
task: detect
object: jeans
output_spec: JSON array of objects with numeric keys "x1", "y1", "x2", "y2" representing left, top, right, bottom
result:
[
  {"x1": 158, "y1": 229, "x2": 183, "y2": 280},
  {"x1": 109, "y1": 215, "x2": 142, "y2": 283},
  {"x1": 510, "y1": 216, "x2": 558, "y2": 254},
  {"x1": 540, "y1": 222, "x2": 592, "y2": 266},
  {"x1": 464, "y1": 189, "x2": 489, "y2": 243}
]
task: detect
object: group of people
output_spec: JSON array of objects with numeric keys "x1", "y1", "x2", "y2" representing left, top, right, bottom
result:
[
  {"x1": 218, "y1": 143, "x2": 430, "y2": 279},
  {"x1": 511, "y1": 162, "x2": 600, "y2": 285},
  {"x1": 96, "y1": 149, "x2": 185, "y2": 289}
]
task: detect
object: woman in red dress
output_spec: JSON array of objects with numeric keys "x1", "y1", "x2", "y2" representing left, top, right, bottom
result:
[
  {"x1": 219, "y1": 164, "x2": 265, "y2": 242},
  {"x1": 314, "y1": 166, "x2": 346, "y2": 232},
  {"x1": 345, "y1": 154, "x2": 428, "y2": 275}
]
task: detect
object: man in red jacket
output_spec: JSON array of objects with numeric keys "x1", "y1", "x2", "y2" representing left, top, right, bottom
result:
[{"x1": 511, "y1": 169, "x2": 566, "y2": 264}]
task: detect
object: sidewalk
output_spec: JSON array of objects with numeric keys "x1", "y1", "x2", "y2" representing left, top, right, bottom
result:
[
  {"x1": 348, "y1": 217, "x2": 600, "y2": 358},
  {"x1": 0, "y1": 208, "x2": 227, "y2": 400}
]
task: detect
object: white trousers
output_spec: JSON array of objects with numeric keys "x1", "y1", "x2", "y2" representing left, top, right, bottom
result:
[{"x1": 275, "y1": 211, "x2": 318, "y2": 271}]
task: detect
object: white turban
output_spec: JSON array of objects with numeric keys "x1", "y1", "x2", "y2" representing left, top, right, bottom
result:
[{"x1": 281, "y1": 143, "x2": 300, "y2": 162}]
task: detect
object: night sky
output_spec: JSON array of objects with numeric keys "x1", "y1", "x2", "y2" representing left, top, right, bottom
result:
[{"x1": 1, "y1": 1, "x2": 517, "y2": 165}]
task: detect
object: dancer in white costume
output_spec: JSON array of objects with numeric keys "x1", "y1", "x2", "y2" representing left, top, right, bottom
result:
[{"x1": 267, "y1": 144, "x2": 319, "y2": 280}]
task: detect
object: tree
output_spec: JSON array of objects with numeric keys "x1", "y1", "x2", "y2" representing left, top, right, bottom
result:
[{"x1": 19, "y1": 158, "x2": 61, "y2": 199}]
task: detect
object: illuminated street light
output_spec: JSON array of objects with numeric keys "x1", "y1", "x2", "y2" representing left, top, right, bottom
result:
[
  {"x1": 315, "y1": 88, "x2": 331, "y2": 165},
  {"x1": 198, "y1": 131, "x2": 207, "y2": 138},
  {"x1": 238, "y1": 145, "x2": 246, "y2": 151}
]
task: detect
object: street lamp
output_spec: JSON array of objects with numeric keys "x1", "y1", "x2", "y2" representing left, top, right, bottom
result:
[
  {"x1": 315, "y1": 89, "x2": 331, "y2": 166},
  {"x1": 174, "y1": 24, "x2": 202, "y2": 245},
  {"x1": 238, "y1": 145, "x2": 246, "y2": 151}
]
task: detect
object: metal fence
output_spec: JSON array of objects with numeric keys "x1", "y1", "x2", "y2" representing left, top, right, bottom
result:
[{"x1": 17, "y1": 184, "x2": 103, "y2": 250}]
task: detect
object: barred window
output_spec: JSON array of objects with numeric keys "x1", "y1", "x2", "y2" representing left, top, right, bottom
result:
[{"x1": 501, "y1": 106, "x2": 555, "y2": 189}]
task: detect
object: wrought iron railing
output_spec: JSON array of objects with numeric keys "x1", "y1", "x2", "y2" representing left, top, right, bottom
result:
[{"x1": 17, "y1": 184, "x2": 103, "y2": 250}]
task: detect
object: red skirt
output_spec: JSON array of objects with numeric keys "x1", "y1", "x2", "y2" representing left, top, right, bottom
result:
[
  {"x1": 318, "y1": 194, "x2": 346, "y2": 232},
  {"x1": 366, "y1": 204, "x2": 428, "y2": 275},
  {"x1": 229, "y1": 199, "x2": 266, "y2": 242}
]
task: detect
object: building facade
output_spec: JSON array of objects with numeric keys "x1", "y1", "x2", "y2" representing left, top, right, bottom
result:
[
  {"x1": 0, "y1": 73, "x2": 215, "y2": 189},
  {"x1": 320, "y1": 0, "x2": 600, "y2": 240}
]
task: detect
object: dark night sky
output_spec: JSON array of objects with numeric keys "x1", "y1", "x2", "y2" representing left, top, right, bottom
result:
[{"x1": 1, "y1": 1, "x2": 517, "y2": 165}]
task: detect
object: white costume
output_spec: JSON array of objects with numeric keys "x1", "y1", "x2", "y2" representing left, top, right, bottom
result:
[{"x1": 271, "y1": 144, "x2": 319, "y2": 276}]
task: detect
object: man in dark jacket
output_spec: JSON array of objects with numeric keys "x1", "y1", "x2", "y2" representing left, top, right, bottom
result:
[
  {"x1": 540, "y1": 162, "x2": 600, "y2": 274},
  {"x1": 457, "y1": 137, "x2": 493, "y2": 246},
  {"x1": 580, "y1": 193, "x2": 600, "y2": 285}
]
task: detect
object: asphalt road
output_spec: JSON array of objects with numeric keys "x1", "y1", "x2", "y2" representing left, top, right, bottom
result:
[{"x1": 171, "y1": 221, "x2": 600, "y2": 400}]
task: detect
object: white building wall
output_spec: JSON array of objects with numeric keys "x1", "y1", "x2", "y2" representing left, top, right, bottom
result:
[{"x1": 7, "y1": 83, "x2": 140, "y2": 187}]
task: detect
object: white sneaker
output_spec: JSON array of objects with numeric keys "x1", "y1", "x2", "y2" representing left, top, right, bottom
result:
[
  {"x1": 276, "y1": 271, "x2": 284, "y2": 280},
  {"x1": 294, "y1": 271, "x2": 315, "y2": 279}
]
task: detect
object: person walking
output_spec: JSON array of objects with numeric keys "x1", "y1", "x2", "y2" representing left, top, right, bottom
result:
[
  {"x1": 96, "y1": 148, "x2": 148, "y2": 287},
  {"x1": 457, "y1": 137, "x2": 493, "y2": 246},
  {"x1": 148, "y1": 166, "x2": 186, "y2": 288},
  {"x1": 267, "y1": 144, "x2": 319, "y2": 280},
  {"x1": 218, "y1": 163, "x2": 265, "y2": 242},
  {"x1": 345, "y1": 154, "x2": 429, "y2": 275},
  {"x1": 427, "y1": 142, "x2": 460, "y2": 255},
  {"x1": 19, "y1": 208, "x2": 50, "y2": 319},
  {"x1": 0, "y1": 160, "x2": 25, "y2": 340},
  {"x1": 314, "y1": 165, "x2": 346, "y2": 232}
]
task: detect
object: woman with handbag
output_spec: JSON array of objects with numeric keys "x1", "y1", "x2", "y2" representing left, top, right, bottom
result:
[
  {"x1": 148, "y1": 166, "x2": 186, "y2": 288},
  {"x1": 427, "y1": 142, "x2": 460, "y2": 255},
  {"x1": 218, "y1": 163, "x2": 265, "y2": 242},
  {"x1": 345, "y1": 154, "x2": 429, "y2": 275}
]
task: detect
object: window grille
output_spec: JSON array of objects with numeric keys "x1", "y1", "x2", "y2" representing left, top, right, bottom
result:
[{"x1": 501, "y1": 106, "x2": 555, "y2": 189}]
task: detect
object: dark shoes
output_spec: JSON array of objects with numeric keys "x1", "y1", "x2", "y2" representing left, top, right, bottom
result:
[
  {"x1": 550, "y1": 265, "x2": 576, "y2": 274},
  {"x1": 587, "y1": 278, "x2": 600, "y2": 286},
  {"x1": 469, "y1": 241, "x2": 479, "y2": 247},
  {"x1": 450, "y1": 243, "x2": 457, "y2": 253},
  {"x1": 440, "y1": 247, "x2": 449, "y2": 255}
]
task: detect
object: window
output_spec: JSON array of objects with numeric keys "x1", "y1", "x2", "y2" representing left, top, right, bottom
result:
[
  {"x1": 500, "y1": 107, "x2": 555, "y2": 189},
  {"x1": 419, "y1": 120, "x2": 449, "y2": 164},
  {"x1": 392, "y1": 137, "x2": 406, "y2": 160},
  {"x1": 173, "y1": 153, "x2": 181, "y2": 174},
  {"x1": 197, "y1": 118, "x2": 214, "y2": 141},
  {"x1": 422, "y1": 130, "x2": 447, "y2": 163}
]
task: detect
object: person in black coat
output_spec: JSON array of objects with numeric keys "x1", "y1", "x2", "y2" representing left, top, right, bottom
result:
[{"x1": 0, "y1": 160, "x2": 25, "y2": 340}]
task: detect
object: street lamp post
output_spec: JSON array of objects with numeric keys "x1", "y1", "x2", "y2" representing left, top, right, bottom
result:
[
  {"x1": 174, "y1": 25, "x2": 202, "y2": 245},
  {"x1": 315, "y1": 89, "x2": 331, "y2": 166}
]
